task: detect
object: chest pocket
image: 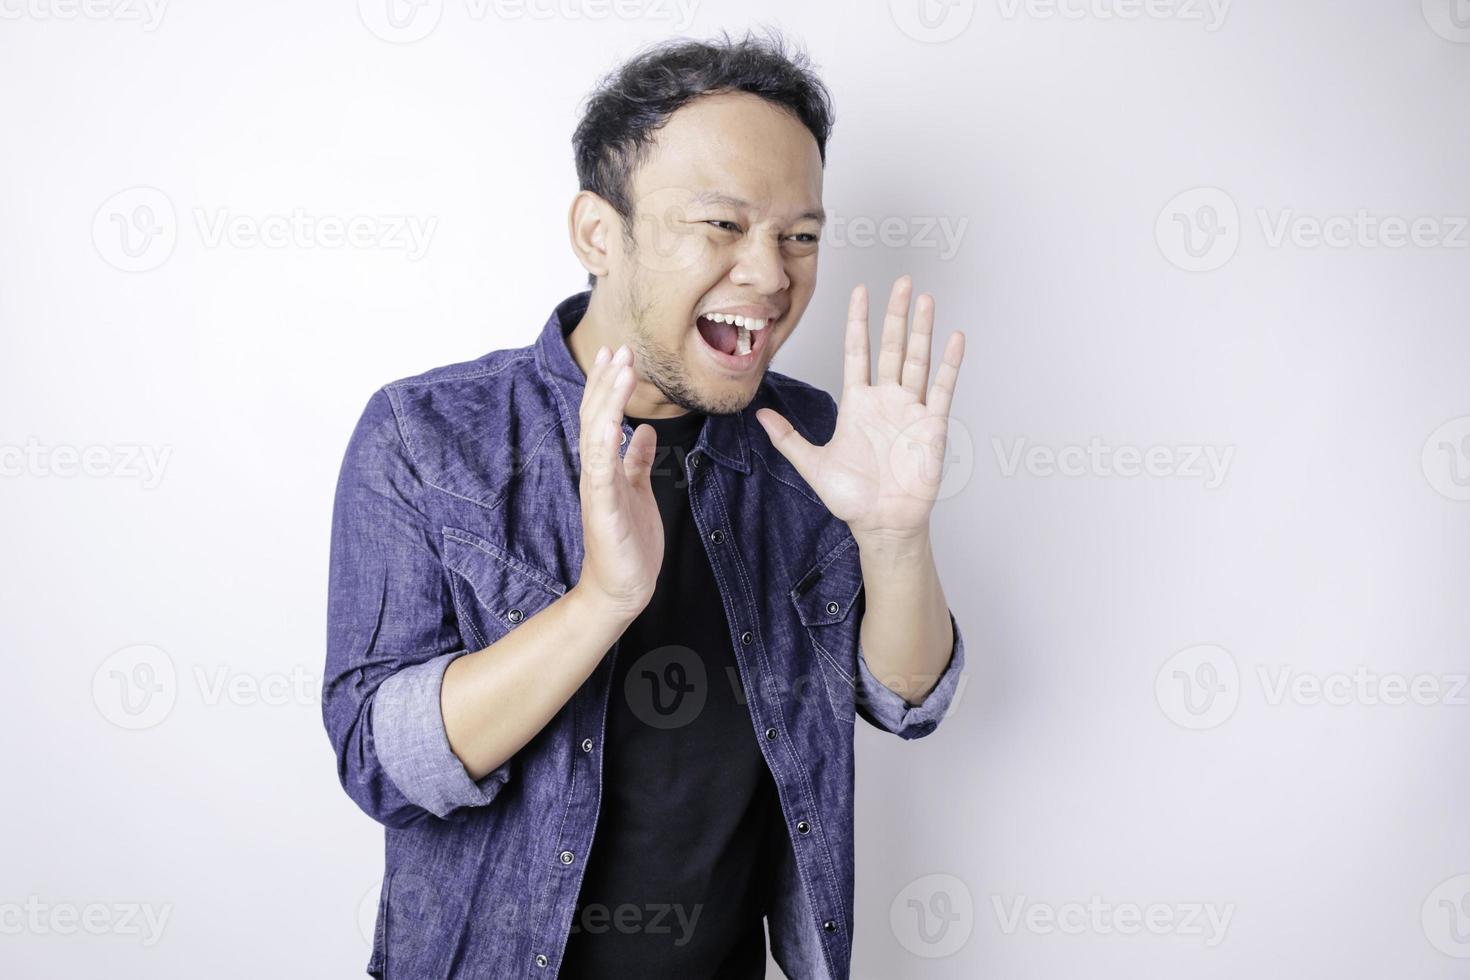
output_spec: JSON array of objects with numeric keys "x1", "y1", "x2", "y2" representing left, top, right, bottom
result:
[
  {"x1": 789, "y1": 534, "x2": 865, "y2": 723},
  {"x1": 442, "y1": 526, "x2": 568, "y2": 651}
]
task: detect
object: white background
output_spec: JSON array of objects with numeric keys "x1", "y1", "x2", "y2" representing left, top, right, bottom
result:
[{"x1": 2, "y1": 1, "x2": 1468, "y2": 977}]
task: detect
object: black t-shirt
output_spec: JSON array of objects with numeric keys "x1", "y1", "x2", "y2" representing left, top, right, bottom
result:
[{"x1": 559, "y1": 409, "x2": 783, "y2": 980}]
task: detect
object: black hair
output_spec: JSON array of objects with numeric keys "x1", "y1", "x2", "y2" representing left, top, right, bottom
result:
[{"x1": 571, "y1": 27, "x2": 835, "y2": 287}]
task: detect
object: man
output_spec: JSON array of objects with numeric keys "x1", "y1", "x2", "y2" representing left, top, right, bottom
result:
[{"x1": 323, "y1": 30, "x2": 967, "y2": 980}]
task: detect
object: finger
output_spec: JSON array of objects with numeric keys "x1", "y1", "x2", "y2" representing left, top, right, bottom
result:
[
  {"x1": 843, "y1": 284, "x2": 870, "y2": 395},
  {"x1": 586, "y1": 343, "x2": 629, "y2": 427},
  {"x1": 578, "y1": 344, "x2": 612, "y2": 456},
  {"x1": 622, "y1": 422, "x2": 657, "y2": 489},
  {"x1": 603, "y1": 349, "x2": 637, "y2": 432},
  {"x1": 755, "y1": 407, "x2": 820, "y2": 488},
  {"x1": 925, "y1": 331, "x2": 965, "y2": 420},
  {"x1": 583, "y1": 345, "x2": 631, "y2": 459},
  {"x1": 876, "y1": 275, "x2": 912, "y2": 385},
  {"x1": 900, "y1": 292, "x2": 935, "y2": 400},
  {"x1": 594, "y1": 352, "x2": 638, "y2": 473},
  {"x1": 582, "y1": 349, "x2": 631, "y2": 491}
]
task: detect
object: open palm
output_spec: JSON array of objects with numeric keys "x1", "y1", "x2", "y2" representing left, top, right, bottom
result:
[{"x1": 756, "y1": 276, "x2": 965, "y2": 540}]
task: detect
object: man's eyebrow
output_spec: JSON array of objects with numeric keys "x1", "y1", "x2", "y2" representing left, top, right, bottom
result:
[{"x1": 691, "y1": 191, "x2": 825, "y2": 224}]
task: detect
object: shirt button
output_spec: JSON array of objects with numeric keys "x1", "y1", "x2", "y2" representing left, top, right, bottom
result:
[
  {"x1": 507, "y1": 608, "x2": 524, "y2": 624},
  {"x1": 765, "y1": 727, "x2": 778, "y2": 740},
  {"x1": 740, "y1": 630, "x2": 753, "y2": 645},
  {"x1": 581, "y1": 737, "x2": 593, "y2": 752},
  {"x1": 796, "y1": 820, "x2": 810, "y2": 834},
  {"x1": 619, "y1": 428, "x2": 628, "y2": 446},
  {"x1": 710, "y1": 529, "x2": 724, "y2": 544},
  {"x1": 692, "y1": 454, "x2": 702, "y2": 467},
  {"x1": 559, "y1": 850, "x2": 575, "y2": 865},
  {"x1": 535, "y1": 953, "x2": 548, "y2": 968},
  {"x1": 823, "y1": 920, "x2": 837, "y2": 932},
  {"x1": 826, "y1": 601, "x2": 840, "y2": 615}
]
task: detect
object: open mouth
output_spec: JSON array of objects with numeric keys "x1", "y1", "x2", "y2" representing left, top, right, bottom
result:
[{"x1": 694, "y1": 312, "x2": 773, "y2": 371}]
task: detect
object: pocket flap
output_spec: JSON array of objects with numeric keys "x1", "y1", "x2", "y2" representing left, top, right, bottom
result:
[
  {"x1": 788, "y1": 534, "x2": 864, "y2": 628},
  {"x1": 441, "y1": 527, "x2": 567, "y2": 641}
]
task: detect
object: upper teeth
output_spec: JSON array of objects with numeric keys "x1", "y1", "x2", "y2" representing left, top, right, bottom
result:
[{"x1": 705, "y1": 313, "x2": 768, "y2": 330}]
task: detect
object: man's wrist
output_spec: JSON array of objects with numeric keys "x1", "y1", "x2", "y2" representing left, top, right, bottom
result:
[{"x1": 566, "y1": 581, "x2": 644, "y2": 631}]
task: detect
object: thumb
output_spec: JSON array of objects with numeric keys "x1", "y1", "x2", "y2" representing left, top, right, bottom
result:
[{"x1": 756, "y1": 407, "x2": 820, "y2": 486}]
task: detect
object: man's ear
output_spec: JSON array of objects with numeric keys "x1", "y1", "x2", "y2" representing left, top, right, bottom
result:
[{"x1": 568, "y1": 190, "x2": 615, "y2": 282}]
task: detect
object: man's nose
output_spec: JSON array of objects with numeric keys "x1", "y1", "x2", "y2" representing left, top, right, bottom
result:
[{"x1": 729, "y1": 234, "x2": 790, "y2": 294}]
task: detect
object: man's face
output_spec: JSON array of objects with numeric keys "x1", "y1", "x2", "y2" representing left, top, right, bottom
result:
[{"x1": 604, "y1": 91, "x2": 825, "y2": 416}]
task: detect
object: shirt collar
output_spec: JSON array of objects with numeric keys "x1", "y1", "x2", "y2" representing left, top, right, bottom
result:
[{"x1": 534, "y1": 290, "x2": 751, "y2": 475}]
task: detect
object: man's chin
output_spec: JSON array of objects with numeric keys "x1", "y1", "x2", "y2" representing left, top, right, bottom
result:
[{"x1": 676, "y1": 375, "x2": 762, "y2": 417}]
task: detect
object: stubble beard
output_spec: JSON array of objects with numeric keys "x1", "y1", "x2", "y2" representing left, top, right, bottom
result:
[{"x1": 621, "y1": 264, "x2": 758, "y2": 418}]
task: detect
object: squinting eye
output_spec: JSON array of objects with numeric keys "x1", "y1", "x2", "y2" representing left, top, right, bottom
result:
[
  {"x1": 788, "y1": 233, "x2": 819, "y2": 243},
  {"x1": 705, "y1": 220, "x2": 741, "y2": 232}
]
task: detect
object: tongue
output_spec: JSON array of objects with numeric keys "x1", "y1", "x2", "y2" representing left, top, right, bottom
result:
[{"x1": 697, "y1": 316, "x2": 739, "y2": 355}]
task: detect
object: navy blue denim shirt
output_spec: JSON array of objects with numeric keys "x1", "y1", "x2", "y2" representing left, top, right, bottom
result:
[{"x1": 323, "y1": 291, "x2": 967, "y2": 979}]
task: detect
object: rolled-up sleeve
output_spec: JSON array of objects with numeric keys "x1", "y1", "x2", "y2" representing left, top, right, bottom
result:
[
  {"x1": 372, "y1": 651, "x2": 510, "y2": 818},
  {"x1": 854, "y1": 609, "x2": 966, "y2": 739},
  {"x1": 323, "y1": 388, "x2": 511, "y2": 827}
]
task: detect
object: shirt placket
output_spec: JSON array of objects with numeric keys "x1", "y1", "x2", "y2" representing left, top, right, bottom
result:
[
  {"x1": 681, "y1": 437, "x2": 849, "y2": 977},
  {"x1": 531, "y1": 418, "x2": 635, "y2": 976}
]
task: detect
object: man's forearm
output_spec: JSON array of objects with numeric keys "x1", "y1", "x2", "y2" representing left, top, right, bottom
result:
[
  {"x1": 441, "y1": 586, "x2": 636, "y2": 781},
  {"x1": 853, "y1": 530, "x2": 955, "y2": 705}
]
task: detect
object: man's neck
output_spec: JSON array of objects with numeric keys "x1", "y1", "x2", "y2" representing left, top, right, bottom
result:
[{"x1": 569, "y1": 286, "x2": 690, "y2": 419}]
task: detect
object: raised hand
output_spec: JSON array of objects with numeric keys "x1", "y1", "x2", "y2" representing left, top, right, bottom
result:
[
  {"x1": 755, "y1": 276, "x2": 965, "y2": 543},
  {"x1": 574, "y1": 344, "x2": 663, "y2": 622}
]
